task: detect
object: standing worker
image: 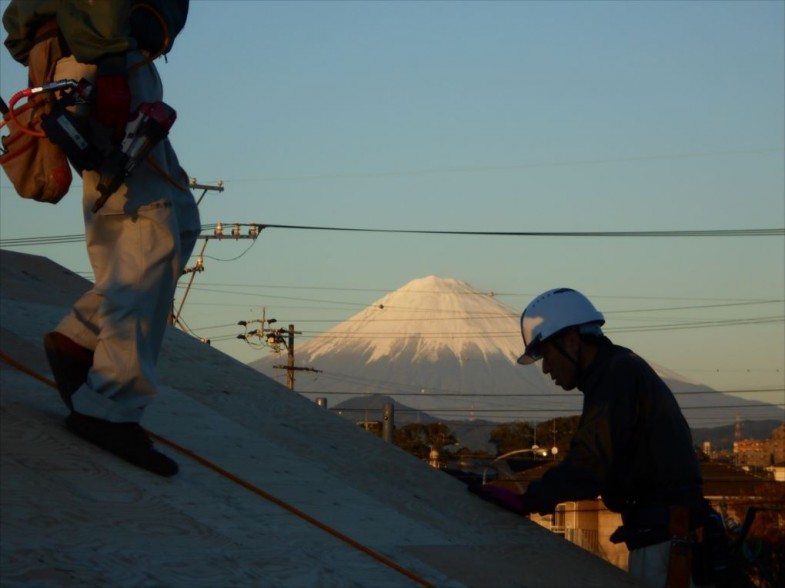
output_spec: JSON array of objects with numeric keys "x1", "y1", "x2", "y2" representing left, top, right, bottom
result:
[
  {"x1": 471, "y1": 288, "x2": 725, "y2": 588},
  {"x1": 3, "y1": 1, "x2": 200, "y2": 476}
]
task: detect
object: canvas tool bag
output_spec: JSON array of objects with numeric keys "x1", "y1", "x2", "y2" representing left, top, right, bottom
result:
[{"x1": 0, "y1": 20, "x2": 72, "y2": 204}]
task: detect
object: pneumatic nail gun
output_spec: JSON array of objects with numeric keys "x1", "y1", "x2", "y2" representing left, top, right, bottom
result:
[{"x1": 7, "y1": 78, "x2": 176, "y2": 212}]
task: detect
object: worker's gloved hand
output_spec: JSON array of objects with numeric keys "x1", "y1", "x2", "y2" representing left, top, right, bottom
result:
[
  {"x1": 468, "y1": 482, "x2": 533, "y2": 516},
  {"x1": 93, "y1": 54, "x2": 131, "y2": 141}
]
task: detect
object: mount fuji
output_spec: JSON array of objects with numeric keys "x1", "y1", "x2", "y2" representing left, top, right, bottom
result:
[{"x1": 249, "y1": 276, "x2": 780, "y2": 427}]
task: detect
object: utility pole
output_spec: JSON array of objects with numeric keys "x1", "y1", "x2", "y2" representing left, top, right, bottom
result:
[
  {"x1": 237, "y1": 308, "x2": 280, "y2": 350},
  {"x1": 271, "y1": 324, "x2": 321, "y2": 391},
  {"x1": 382, "y1": 402, "x2": 395, "y2": 445},
  {"x1": 286, "y1": 324, "x2": 295, "y2": 390},
  {"x1": 239, "y1": 319, "x2": 320, "y2": 390},
  {"x1": 169, "y1": 178, "x2": 224, "y2": 329},
  {"x1": 172, "y1": 221, "x2": 263, "y2": 331},
  {"x1": 189, "y1": 178, "x2": 224, "y2": 206}
]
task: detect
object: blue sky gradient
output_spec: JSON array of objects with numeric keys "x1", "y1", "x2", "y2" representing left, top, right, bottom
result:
[{"x1": 1, "y1": 1, "x2": 783, "y2": 413}]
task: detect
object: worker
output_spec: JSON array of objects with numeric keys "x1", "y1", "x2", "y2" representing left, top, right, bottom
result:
[
  {"x1": 3, "y1": 1, "x2": 200, "y2": 476},
  {"x1": 471, "y1": 288, "x2": 723, "y2": 588}
]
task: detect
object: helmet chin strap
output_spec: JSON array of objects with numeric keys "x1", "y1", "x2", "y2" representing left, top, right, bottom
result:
[{"x1": 551, "y1": 334, "x2": 584, "y2": 385}]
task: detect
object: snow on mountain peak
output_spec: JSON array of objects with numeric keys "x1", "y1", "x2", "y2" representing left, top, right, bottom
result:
[
  {"x1": 301, "y1": 275, "x2": 522, "y2": 364},
  {"x1": 247, "y1": 275, "x2": 768, "y2": 425}
]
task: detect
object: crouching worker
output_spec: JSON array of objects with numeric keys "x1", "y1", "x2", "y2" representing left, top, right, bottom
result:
[{"x1": 470, "y1": 288, "x2": 729, "y2": 588}]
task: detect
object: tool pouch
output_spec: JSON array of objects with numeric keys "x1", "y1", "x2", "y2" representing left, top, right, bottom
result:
[
  {"x1": 0, "y1": 20, "x2": 71, "y2": 204},
  {"x1": 691, "y1": 505, "x2": 731, "y2": 586}
]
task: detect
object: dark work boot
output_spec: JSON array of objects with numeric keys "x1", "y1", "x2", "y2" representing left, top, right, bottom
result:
[
  {"x1": 43, "y1": 331, "x2": 93, "y2": 411},
  {"x1": 66, "y1": 412, "x2": 179, "y2": 477}
]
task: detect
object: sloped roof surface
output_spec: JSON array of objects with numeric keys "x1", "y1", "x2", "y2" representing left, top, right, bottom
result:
[
  {"x1": 0, "y1": 250, "x2": 639, "y2": 587},
  {"x1": 700, "y1": 462, "x2": 784, "y2": 497}
]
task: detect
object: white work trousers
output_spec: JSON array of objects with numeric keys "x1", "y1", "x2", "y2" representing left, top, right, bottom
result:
[
  {"x1": 53, "y1": 52, "x2": 200, "y2": 423},
  {"x1": 629, "y1": 541, "x2": 706, "y2": 588}
]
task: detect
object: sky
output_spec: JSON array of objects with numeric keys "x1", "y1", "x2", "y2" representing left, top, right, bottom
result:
[{"x1": 1, "y1": 1, "x2": 783, "y2": 412}]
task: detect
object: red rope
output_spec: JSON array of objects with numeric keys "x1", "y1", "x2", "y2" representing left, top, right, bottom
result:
[{"x1": 0, "y1": 349, "x2": 436, "y2": 588}]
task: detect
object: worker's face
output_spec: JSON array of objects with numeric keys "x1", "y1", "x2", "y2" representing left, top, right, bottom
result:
[{"x1": 540, "y1": 331, "x2": 580, "y2": 391}]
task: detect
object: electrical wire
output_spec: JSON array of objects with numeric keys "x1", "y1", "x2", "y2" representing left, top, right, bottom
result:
[
  {"x1": 252, "y1": 367, "x2": 785, "y2": 402},
  {"x1": 202, "y1": 223, "x2": 785, "y2": 239},
  {"x1": 2, "y1": 225, "x2": 783, "y2": 248},
  {"x1": 327, "y1": 404, "x2": 784, "y2": 416},
  {"x1": 286, "y1": 386, "x2": 785, "y2": 400},
  {"x1": 206, "y1": 314, "x2": 782, "y2": 339},
  {"x1": 201, "y1": 238, "x2": 258, "y2": 262},
  {"x1": 176, "y1": 282, "x2": 783, "y2": 314},
  {"x1": 178, "y1": 283, "x2": 781, "y2": 305},
  {"x1": 0, "y1": 234, "x2": 85, "y2": 246},
  {"x1": 4, "y1": 225, "x2": 780, "y2": 399},
  {"x1": 194, "y1": 148, "x2": 785, "y2": 183}
]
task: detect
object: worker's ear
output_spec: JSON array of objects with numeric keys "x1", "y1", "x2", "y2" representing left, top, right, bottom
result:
[{"x1": 561, "y1": 329, "x2": 582, "y2": 355}]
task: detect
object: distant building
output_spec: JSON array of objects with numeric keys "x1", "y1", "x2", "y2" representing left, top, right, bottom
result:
[
  {"x1": 532, "y1": 499, "x2": 627, "y2": 571},
  {"x1": 734, "y1": 423, "x2": 785, "y2": 468},
  {"x1": 357, "y1": 420, "x2": 382, "y2": 435}
]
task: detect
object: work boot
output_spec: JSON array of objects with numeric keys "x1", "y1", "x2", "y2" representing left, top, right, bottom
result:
[
  {"x1": 43, "y1": 331, "x2": 93, "y2": 411},
  {"x1": 66, "y1": 412, "x2": 179, "y2": 477}
]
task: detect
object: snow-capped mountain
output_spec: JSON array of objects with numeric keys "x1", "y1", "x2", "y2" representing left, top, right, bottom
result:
[{"x1": 249, "y1": 276, "x2": 780, "y2": 426}]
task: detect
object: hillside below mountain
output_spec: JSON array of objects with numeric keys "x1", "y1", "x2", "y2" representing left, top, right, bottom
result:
[{"x1": 327, "y1": 394, "x2": 783, "y2": 455}]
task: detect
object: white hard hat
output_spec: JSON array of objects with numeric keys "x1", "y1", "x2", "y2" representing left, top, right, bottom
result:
[{"x1": 517, "y1": 288, "x2": 605, "y2": 365}]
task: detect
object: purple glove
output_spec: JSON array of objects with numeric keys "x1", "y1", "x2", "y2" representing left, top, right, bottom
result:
[{"x1": 469, "y1": 483, "x2": 533, "y2": 516}]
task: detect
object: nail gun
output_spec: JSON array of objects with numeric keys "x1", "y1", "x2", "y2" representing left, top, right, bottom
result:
[
  {"x1": 7, "y1": 78, "x2": 176, "y2": 212},
  {"x1": 93, "y1": 101, "x2": 176, "y2": 212}
]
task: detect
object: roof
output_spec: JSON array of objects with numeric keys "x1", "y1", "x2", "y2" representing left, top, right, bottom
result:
[
  {"x1": 0, "y1": 250, "x2": 638, "y2": 588},
  {"x1": 700, "y1": 461, "x2": 785, "y2": 498}
]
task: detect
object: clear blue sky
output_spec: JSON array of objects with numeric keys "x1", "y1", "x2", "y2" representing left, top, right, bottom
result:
[{"x1": 1, "y1": 1, "x2": 783, "y2": 411}]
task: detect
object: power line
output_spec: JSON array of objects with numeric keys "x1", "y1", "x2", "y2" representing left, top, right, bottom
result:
[
  {"x1": 187, "y1": 148, "x2": 785, "y2": 183},
  {"x1": 229, "y1": 315, "x2": 784, "y2": 339},
  {"x1": 290, "y1": 368, "x2": 785, "y2": 396},
  {"x1": 5, "y1": 148, "x2": 777, "y2": 188},
  {"x1": 256, "y1": 376, "x2": 782, "y2": 422},
  {"x1": 183, "y1": 282, "x2": 781, "y2": 304},
  {"x1": 2, "y1": 225, "x2": 783, "y2": 248},
  {"x1": 177, "y1": 282, "x2": 782, "y2": 311},
  {"x1": 0, "y1": 234, "x2": 85, "y2": 246},
  {"x1": 255, "y1": 368, "x2": 785, "y2": 409},
  {"x1": 205, "y1": 223, "x2": 785, "y2": 239},
  {"x1": 172, "y1": 282, "x2": 782, "y2": 320},
  {"x1": 293, "y1": 387, "x2": 785, "y2": 399},
  {"x1": 607, "y1": 316, "x2": 784, "y2": 333},
  {"x1": 327, "y1": 403, "x2": 784, "y2": 415}
]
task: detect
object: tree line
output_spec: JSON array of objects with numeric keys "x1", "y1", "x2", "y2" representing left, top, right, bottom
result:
[{"x1": 394, "y1": 416, "x2": 582, "y2": 460}]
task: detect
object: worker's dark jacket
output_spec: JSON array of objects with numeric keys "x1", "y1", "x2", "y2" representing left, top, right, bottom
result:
[
  {"x1": 523, "y1": 340, "x2": 703, "y2": 522},
  {"x1": 3, "y1": 0, "x2": 188, "y2": 66}
]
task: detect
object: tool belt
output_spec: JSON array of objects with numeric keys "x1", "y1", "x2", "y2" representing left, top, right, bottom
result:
[
  {"x1": 610, "y1": 504, "x2": 672, "y2": 550},
  {"x1": 611, "y1": 499, "x2": 730, "y2": 587}
]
